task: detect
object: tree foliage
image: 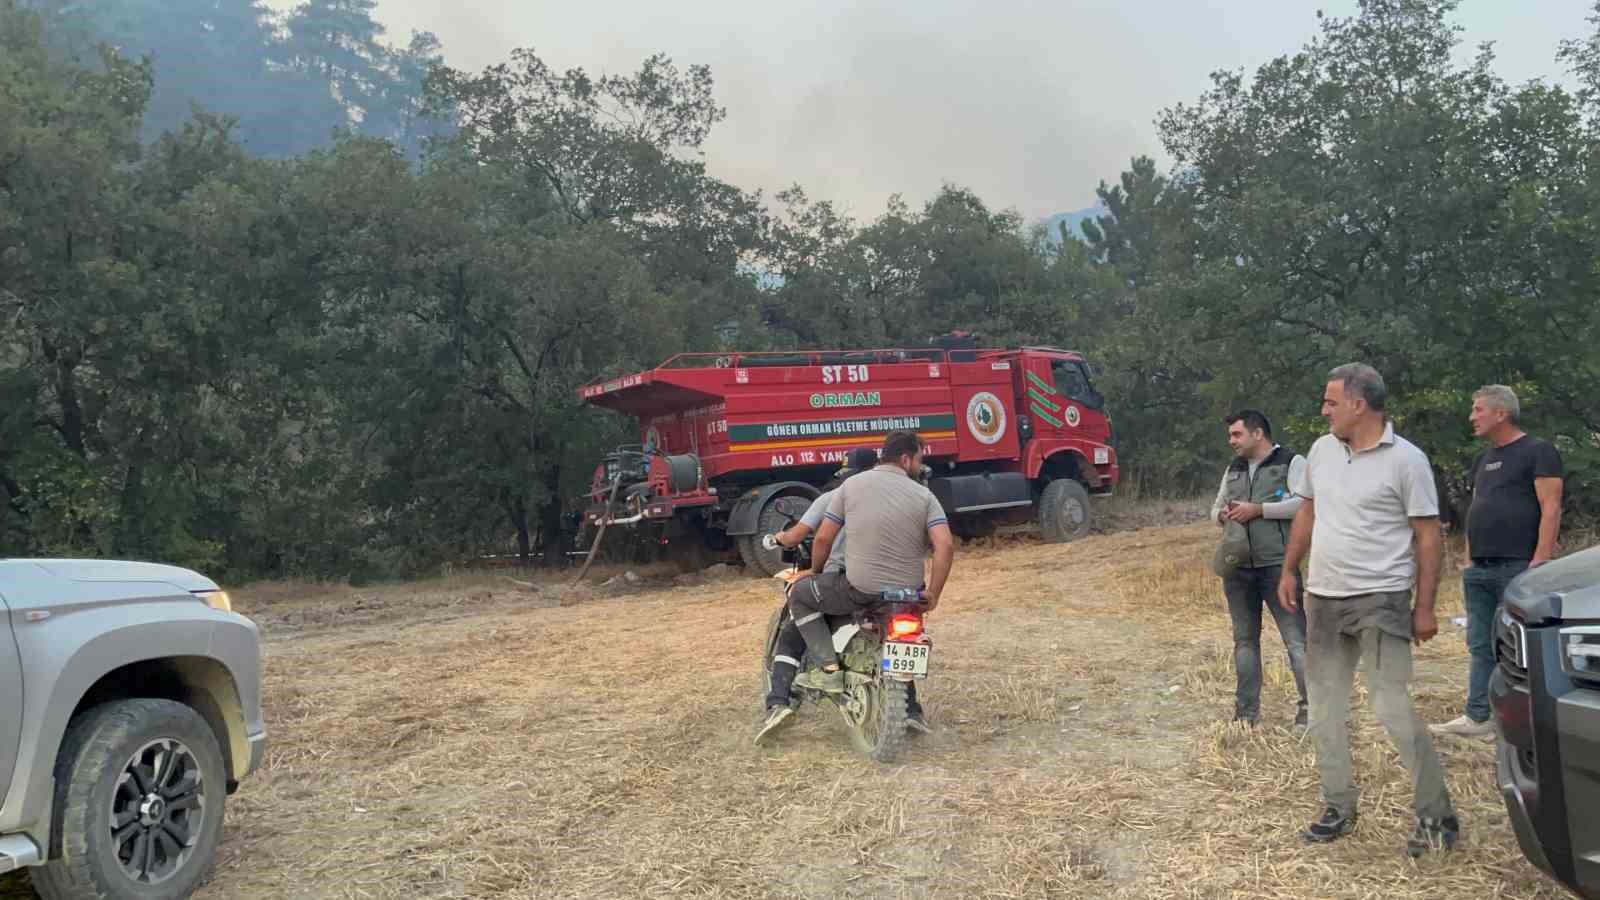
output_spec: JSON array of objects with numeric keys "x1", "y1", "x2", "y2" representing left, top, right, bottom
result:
[
  {"x1": 3, "y1": 0, "x2": 1598, "y2": 579},
  {"x1": 1136, "y1": 0, "x2": 1600, "y2": 508},
  {"x1": 22, "y1": 0, "x2": 447, "y2": 157}
]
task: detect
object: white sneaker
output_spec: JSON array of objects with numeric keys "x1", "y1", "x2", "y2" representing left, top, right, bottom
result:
[{"x1": 1430, "y1": 715, "x2": 1495, "y2": 739}]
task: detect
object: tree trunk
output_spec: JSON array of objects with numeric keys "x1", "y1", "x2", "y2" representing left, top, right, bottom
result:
[
  {"x1": 510, "y1": 495, "x2": 532, "y2": 566},
  {"x1": 0, "y1": 465, "x2": 27, "y2": 525},
  {"x1": 540, "y1": 463, "x2": 565, "y2": 564},
  {"x1": 42, "y1": 340, "x2": 87, "y2": 458},
  {"x1": 113, "y1": 462, "x2": 144, "y2": 556}
]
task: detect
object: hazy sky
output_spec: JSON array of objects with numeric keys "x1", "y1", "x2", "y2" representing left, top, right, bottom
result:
[{"x1": 272, "y1": 1, "x2": 1593, "y2": 221}]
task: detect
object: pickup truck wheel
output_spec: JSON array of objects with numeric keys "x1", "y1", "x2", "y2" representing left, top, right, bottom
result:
[
  {"x1": 33, "y1": 699, "x2": 227, "y2": 900},
  {"x1": 1038, "y1": 479, "x2": 1091, "y2": 543}
]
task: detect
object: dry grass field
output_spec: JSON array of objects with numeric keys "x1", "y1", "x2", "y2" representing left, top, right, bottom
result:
[{"x1": 1, "y1": 507, "x2": 1579, "y2": 899}]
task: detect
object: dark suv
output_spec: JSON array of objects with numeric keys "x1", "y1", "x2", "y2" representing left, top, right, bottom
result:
[{"x1": 1491, "y1": 545, "x2": 1600, "y2": 899}]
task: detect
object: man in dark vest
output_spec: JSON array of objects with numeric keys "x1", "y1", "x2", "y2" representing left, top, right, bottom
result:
[{"x1": 1209, "y1": 409, "x2": 1310, "y2": 728}]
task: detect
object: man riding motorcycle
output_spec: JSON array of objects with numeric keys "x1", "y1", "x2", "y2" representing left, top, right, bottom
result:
[
  {"x1": 756, "y1": 448, "x2": 930, "y2": 742},
  {"x1": 755, "y1": 430, "x2": 954, "y2": 743},
  {"x1": 770, "y1": 447, "x2": 881, "y2": 564}
]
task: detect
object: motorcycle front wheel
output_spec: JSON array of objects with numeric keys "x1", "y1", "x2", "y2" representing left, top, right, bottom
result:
[{"x1": 759, "y1": 607, "x2": 783, "y2": 705}]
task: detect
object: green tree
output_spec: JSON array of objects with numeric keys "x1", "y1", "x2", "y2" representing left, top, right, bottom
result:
[
  {"x1": 275, "y1": 0, "x2": 449, "y2": 156},
  {"x1": 766, "y1": 186, "x2": 1078, "y2": 350},
  {"x1": 303, "y1": 49, "x2": 772, "y2": 563},
  {"x1": 1080, "y1": 155, "x2": 1166, "y2": 288},
  {"x1": 2, "y1": 0, "x2": 154, "y2": 555},
  {"x1": 1142, "y1": 0, "x2": 1599, "y2": 504},
  {"x1": 25, "y1": 0, "x2": 447, "y2": 159}
]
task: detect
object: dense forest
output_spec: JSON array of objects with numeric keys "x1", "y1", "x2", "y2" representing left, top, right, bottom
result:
[{"x1": 3, "y1": 0, "x2": 1598, "y2": 580}]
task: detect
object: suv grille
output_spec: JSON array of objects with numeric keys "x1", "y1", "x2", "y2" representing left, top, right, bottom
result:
[{"x1": 1496, "y1": 608, "x2": 1528, "y2": 684}]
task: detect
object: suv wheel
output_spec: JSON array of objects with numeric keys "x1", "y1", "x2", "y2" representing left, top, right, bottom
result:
[{"x1": 33, "y1": 699, "x2": 227, "y2": 900}]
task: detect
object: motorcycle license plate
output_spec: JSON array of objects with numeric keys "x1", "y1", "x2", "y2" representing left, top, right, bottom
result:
[{"x1": 882, "y1": 641, "x2": 931, "y2": 678}]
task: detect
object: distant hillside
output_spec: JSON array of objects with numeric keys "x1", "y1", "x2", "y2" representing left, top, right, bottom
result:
[{"x1": 1042, "y1": 205, "x2": 1104, "y2": 244}]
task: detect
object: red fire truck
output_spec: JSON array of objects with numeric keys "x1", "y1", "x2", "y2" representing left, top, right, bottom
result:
[{"x1": 577, "y1": 335, "x2": 1119, "y2": 576}]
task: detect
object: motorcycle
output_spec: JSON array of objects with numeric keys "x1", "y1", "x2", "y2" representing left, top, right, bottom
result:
[{"x1": 757, "y1": 530, "x2": 932, "y2": 762}]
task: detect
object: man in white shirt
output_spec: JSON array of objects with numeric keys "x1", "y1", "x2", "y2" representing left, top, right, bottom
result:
[{"x1": 1277, "y1": 363, "x2": 1457, "y2": 858}]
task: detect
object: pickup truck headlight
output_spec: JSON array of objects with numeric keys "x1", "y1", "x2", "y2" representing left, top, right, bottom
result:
[
  {"x1": 1560, "y1": 625, "x2": 1600, "y2": 682},
  {"x1": 195, "y1": 590, "x2": 233, "y2": 612}
]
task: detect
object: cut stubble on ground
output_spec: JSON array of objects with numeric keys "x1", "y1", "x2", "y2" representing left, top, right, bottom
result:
[{"x1": 0, "y1": 518, "x2": 1570, "y2": 899}]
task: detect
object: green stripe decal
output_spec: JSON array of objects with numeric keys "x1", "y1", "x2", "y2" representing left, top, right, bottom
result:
[
  {"x1": 1027, "y1": 388, "x2": 1061, "y2": 412},
  {"x1": 1026, "y1": 371, "x2": 1056, "y2": 394},
  {"x1": 1031, "y1": 404, "x2": 1064, "y2": 428},
  {"x1": 729, "y1": 413, "x2": 958, "y2": 443}
]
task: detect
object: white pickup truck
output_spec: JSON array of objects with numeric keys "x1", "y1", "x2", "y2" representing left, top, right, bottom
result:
[{"x1": 0, "y1": 559, "x2": 266, "y2": 899}]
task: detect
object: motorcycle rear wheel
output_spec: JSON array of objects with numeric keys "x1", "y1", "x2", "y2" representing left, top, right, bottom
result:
[{"x1": 844, "y1": 679, "x2": 911, "y2": 762}]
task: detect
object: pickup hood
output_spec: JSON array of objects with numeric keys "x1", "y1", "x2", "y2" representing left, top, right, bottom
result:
[
  {"x1": 1504, "y1": 544, "x2": 1600, "y2": 625},
  {"x1": 26, "y1": 559, "x2": 218, "y2": 592}
]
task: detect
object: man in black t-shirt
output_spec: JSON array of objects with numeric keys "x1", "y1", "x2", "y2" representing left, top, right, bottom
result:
[{"x1": 1432, "y1": 385, "x2": 1564, "y2": 739}]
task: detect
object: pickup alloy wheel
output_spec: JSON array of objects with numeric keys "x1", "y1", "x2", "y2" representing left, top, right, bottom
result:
[
  {"x1": 110, "y1": 737, "x2": 207, "y2": 885},
  {"x1": 32, "y1": 698, "x2": 227, "y2": 900}
]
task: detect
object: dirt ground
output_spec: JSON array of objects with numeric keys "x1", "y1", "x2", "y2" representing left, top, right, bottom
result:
[{"x1": 1, "y1": 516, "x2": 1573, "y2": 899}]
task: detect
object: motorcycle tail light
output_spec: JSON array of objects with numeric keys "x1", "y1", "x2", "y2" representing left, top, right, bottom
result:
[{"x1": 889, "y1": 614, "x2": 923, "y2": 639}]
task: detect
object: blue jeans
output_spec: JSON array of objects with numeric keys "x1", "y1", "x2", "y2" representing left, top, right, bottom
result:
[
  {"x1": 1463, "y1": 559, "x2": 1529, "y2": 723},
  {"x1": 1222, "y1": 565, "x2": 1308, "y2": 720}
]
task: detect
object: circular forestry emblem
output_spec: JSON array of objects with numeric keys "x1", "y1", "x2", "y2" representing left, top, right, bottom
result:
[
  {"x1": 1065, "y1": 406, "x2": 1081, "y2": 427},
  {"x1": 966, "y1": 392, "x2": 1007, "y2": 445}
]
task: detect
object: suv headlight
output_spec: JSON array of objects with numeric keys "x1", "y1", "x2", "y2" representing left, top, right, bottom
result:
[
  {"x1": 194, "y1": 590, "x2": 233, "y2": 612},
  {"x1": 1560, "y1": 625, "x2": 1600, "y2": 682}
]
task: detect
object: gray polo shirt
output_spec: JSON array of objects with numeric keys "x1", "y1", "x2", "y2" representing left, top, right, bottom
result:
[
  {"x1": 1295, "y1": 422, "x2": 1439, "y2": 597},
  {"x1": 799, "y1": 490, "x2": 846, "y2": 573},
  {"x1": 824, "y1": 465, "x2": 949, "y2": 593}
]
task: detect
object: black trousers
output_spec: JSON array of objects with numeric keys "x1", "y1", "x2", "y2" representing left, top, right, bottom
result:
[
  {"x1": 775, "y1": 572, "x2": 922, "y2": 713},
  {"x1": 787, "y1": 570, "x2": 878, "y2": 664}
]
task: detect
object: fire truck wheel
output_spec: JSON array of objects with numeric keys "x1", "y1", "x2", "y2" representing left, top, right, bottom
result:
[
  {"x1": 1039, "y1": 479, "x2": 1091, "y2": 543},
  {"x1": 739, "y1": 494, "x2": 815, "y2": 577}
]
